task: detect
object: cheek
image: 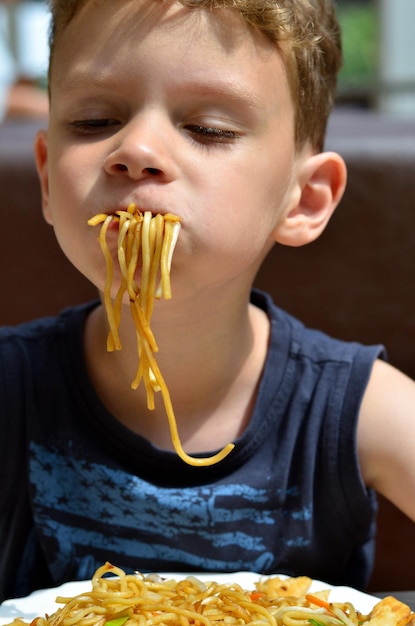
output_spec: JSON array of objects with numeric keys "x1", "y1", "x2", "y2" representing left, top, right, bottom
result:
[
  {"x1": 43, "y1": 153, "x2": 92, "y2": 261},
  {"x1": 190, "y1": 161, "x2": 292, "y2": 279},
  {"x1": 212, "y1": 149, "x2": 295, "y2": 236},
  {"x1": 47, "y1": 149, "x2": 92, "y2": 225}
]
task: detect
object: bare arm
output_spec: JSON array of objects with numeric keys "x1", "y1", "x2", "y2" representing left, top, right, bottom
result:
[{"x1": 358, "y1": 359, "x2": 415, "y2": 521}]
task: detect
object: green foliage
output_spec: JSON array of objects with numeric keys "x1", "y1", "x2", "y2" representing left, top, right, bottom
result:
[{"x1": 336, "y1": 2, "x2": 379, "y2": 88}]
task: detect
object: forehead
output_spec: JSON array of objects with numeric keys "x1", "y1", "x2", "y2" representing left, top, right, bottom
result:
[{"x1": 51, "y1": 0, "x2": 286, "y2": 86}]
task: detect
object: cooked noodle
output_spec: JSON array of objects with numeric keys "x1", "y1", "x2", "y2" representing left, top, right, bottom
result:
[
  {"x1": 88, "y1": 204, "x2": 235, "y2": 467},
  {"x1": 6, "y1": 563, "x2": 378, "y2": 626}
]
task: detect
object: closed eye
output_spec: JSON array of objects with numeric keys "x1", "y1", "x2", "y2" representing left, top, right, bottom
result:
[
  {"x1": 67, "y1": 118, "x2": 120, "y2": 135},
  {"x1": 185, "y1": 124, "x2": 240, "y2": 144}
]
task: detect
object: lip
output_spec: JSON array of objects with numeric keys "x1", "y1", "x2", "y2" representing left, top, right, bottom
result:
[
  {"x1": 106, "y1": 204, "x2": 172, "y2": 218},
  {"x1": 87, "y1": 204, "x2": 182, "y2": 232}
]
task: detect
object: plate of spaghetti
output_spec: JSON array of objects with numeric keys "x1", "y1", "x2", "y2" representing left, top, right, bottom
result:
[{"x1": 1, "y1": 563, "x2": 413, "y2": 626}]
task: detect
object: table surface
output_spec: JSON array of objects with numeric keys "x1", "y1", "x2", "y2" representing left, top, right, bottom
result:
[{"x1": 374, "y1": 591, "x2": 415, "y2": 611}]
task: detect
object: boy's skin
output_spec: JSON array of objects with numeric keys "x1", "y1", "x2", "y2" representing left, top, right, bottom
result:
[{"x1": 35, "y1": 0, "x2": 415, "y2": 525}]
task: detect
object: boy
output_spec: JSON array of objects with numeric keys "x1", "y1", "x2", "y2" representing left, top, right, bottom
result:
[{"x1": 1, "y1": 0, "x2": 414, "y2": 602}]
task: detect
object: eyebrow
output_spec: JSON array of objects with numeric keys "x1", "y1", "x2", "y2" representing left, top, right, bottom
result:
[
  {"x1": 56, "y1": 69, "x2": 265, "y2": 111},
  {"x1": 177, "y1": 78, "x2": 265, "y2": 111}
]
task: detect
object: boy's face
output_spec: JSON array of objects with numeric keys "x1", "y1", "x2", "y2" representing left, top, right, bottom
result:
[{"x1": 37, "y1": 0, "x2": 306, "y2": 302}]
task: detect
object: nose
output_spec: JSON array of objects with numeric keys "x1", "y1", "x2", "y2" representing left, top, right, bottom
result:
[{"x1": 104, "y1": 115, "x2": 177, "y2": 182}]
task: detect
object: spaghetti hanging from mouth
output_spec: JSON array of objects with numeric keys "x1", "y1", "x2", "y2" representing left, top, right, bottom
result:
[{"x1": 88, "y1": 203, "x2": 234, "y2": 466}]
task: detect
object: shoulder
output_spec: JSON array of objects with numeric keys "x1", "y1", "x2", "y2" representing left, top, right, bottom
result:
[
  {"x1": 0, "y1": 301, "x2": 98, "y2": 373},
  {"x1": 358, "y1": 359, "x2": 415, "y2": 521},
  {"x1": 253, "y1": 288, "x2": 385, "y2": 366},
  {"x1": 254, "y1": 289, "x2": 386, "y2": 447},
  {"x1": 0, "y1": 301, "x2": 98, "y2": 343}
]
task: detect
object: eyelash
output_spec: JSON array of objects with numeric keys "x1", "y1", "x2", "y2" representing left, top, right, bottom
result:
[
  {"x1": 67, "y1": 119, "x2": 119, "y2": 134},
  {"x1": 67, "y1": 119, "x2": 241, "y2": 144},
  {"x1": 185, "y1": 124, "x2": 240, "y2": 144}
]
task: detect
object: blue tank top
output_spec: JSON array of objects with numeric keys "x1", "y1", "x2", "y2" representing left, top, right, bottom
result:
[{"x1": 0, "y1": 290, "x2": 384, "y2": 601}]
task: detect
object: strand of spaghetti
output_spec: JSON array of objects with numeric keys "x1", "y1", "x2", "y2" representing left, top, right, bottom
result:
[
  {"x1": 145, "y1": 218, "x2": 157, "y2": 313},
  {"x1": 140, "y1": 326, "x2": 161, "y2": 409},
  {"x1": 114, "y1": 216, "x2": 130, "y2": 290},
  {"x1": 338, "y1": 603, "x2": 359, "y2": 624},
  {"x1": 130, "y1": 346, "x2": 145, "y2": 394},
  {"x1": 143, "y1": 366, "x2": 156, "y2": 409},
  {"x1": 110, "y1": 283, "x2": 127, "y2": 352},
  {"x1": 60, "y1": 606, "x2": 108, "y2": 626},
  {"x1": 139, "y1": 336, "x2": 235, "y2": 466},
  {"x1": 332, "y1": 605, "x2": 358, "y2": 626},
  {"x1": 134, "y1": 604, "x2": 214, "y2": 626},
  {"x1": 129, "y1": 295, "x2": 158, "y2": 356},
  {"x1": 48, "y1": 599, "x2": 96, "y2": 626},
  {"x1": 132, "y1": 326, "x2": 161, "y2": 399},
  {"x1": 116, "y1": 217, "x2": 130, "y2": 282},
  {"x1": 218, "y1": 591, "x2": 277, "y2": 625},
  {"x1": 105, "y1": 215, "x2": 130, "y2": 352},
  {"x1": 280, "y1": 605, "x2": 361, "y2": 626},
  {"x1": 98, "y1": 215, "x2": 121, "y2": 352},
  {"x1": 159, "y1": 216, "x2": 180, "y2": 299},
  {"x1": 126, "y1": 213, "x2": 139, "y2": 278},
  {"x1": 148, "y1": 212, "x2": 158, "y2": 271},
  {"x1": 146, "y1": 214, "x2": 164, "y2": 320},
  {"x1": 139, "y1": 211, "x2": 152, "y2": 315},
  {"x1": 129, "y1": 302, "x2": 158, "y2": 395},
  {"x1": 92, "y1": 563, "x2": 130, "y2": 589},
  {"x1": 126, "y1": 220, "x2": 141, "y2": 297},
  {"x1": 278, "y1": 608, "x2": 334, "y2": 625}
]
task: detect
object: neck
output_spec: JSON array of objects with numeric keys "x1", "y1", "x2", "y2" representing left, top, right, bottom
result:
[{"x1": 85, "y1": 287, "x2": 270, "y2": 452}]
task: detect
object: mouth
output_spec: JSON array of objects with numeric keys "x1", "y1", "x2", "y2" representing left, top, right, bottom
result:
[
  {"x1": 88, "y1": 203, "x2": 177, "y2": 230},
  {"x1": 88, "y1": 204, "x2": 182, "y2": 301},
  {"x1": 88, "y1": 204, "x2": 182, "y2": 243}
]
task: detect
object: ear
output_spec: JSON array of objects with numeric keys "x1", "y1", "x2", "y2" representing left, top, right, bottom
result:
[
  {"x1": 34, "y1": 129, "x2": 53, "y2": 225},
  {"x1": 274, "y1": 151, "x2": 347, "y2": 247}
]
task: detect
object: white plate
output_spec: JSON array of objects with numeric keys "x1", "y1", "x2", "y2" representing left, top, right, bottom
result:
[{"x1": 0, "y1": 571, "x2": 378, "y2": 625}]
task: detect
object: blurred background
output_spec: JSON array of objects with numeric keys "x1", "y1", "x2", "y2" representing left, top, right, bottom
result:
[
  {"x1": 2, "y1": 0, "x2": 415, "y2": 121},
  {"x1": 336, "y1": 0, "x2": 415, "y2": 116},
  {"x1": 0, "y1": 0, "x2": 49, "y2": 121}
]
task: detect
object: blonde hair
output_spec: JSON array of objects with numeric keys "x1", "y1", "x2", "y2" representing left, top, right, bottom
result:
[{"x1": 47, "y1": 0, "x2": 342, "y2": 151}]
